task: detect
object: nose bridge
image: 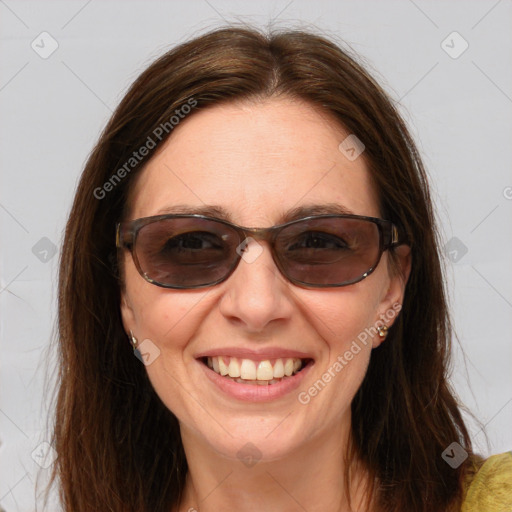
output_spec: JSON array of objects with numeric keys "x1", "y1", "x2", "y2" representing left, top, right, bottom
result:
[
  {"x1": 241, "y1": 225, "x2": 277, "y2": 244},
  {"x1": 236, "y1": 225, "x2": 282, "y2": 276},
  {"x1": 234, "y1": 224, "x2": 281, "y2": 278}
]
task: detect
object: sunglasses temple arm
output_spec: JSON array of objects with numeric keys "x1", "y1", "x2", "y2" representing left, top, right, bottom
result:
[
  {"x1": 387, "y1": 224, "x2": 409, "y2": 248},
  {"x1": 116, "y1": 223, "x2": 134, "y2": 249}
]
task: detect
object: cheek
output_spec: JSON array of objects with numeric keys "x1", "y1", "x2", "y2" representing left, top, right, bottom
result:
[
  {"x1": 304, "y1": 286, "x2": 381, "y2": 351},
  {"x1": 132, "y1": 290, "x2": 209, "y2": 354},
  {"x1": 123, "y1": 259, "x2": 210, "y2": 389},
  {"x1": 295, "y1": 286, "x2": 383, "y2": 408},
  {"x1": 125, "y1": 282, "x2": 214, "y2": 417}
]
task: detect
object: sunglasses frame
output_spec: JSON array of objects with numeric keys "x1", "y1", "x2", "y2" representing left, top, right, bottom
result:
[{"x1": 116, "y1": 213, "x2": 406, "y2": 289}]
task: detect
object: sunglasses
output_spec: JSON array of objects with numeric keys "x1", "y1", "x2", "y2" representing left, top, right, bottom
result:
[{"x1": 116, "y1": 213, "x2": 406, "y2": 289}]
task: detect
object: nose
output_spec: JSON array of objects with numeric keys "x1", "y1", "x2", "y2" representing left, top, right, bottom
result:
[{"x1": 218, "y1": 238, "x2": 294, "y2": 333}]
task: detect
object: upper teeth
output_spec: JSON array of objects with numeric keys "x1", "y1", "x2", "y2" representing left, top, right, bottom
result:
[{"x1": 207, "y1": 356, "x2": 303, "y2": 380}]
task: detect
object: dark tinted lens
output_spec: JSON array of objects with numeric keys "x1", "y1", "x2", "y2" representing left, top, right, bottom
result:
[
  {"x1": 276, "y1": 217, "x2": 381, "y2": 285},
  {"x1": 134, "y1": 218, "x2": 239, "y2": 287}
]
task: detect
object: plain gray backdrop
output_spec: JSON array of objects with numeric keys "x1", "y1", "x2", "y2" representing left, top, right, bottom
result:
[{"x1": 1, "y1": 1, "x2": 511, "y2": 510}]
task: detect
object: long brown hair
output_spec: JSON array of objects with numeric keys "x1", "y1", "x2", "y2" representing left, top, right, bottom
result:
[{"x1": 47, "y1": 26, "x2": 473, "y2": 511}]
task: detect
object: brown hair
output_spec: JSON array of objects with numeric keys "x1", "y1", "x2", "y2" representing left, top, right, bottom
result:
[{"x1": 48, "y1": 26, "x2": 473, "y2": 512}]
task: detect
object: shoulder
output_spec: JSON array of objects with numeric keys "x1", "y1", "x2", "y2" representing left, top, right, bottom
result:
[{"x1": 461, "y1": 451, "x2": 512, "y2": 512}]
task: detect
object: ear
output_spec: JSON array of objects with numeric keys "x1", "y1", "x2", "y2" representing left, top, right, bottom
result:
[
  {"x1": 120, "y1": 289, "x2": 137, "y2": 337},
  {"x1": 372, "y1": 244, "x2": 411, "y2": 348}
]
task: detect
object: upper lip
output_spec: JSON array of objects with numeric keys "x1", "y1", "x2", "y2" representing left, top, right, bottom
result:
[{"x1": 195, "y1": 347, "x2": 314, "y2": 360}]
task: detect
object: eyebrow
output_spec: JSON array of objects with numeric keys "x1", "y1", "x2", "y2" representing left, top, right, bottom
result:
[{"x1": 154, "y1": 203, "x2": 356, "y2": 224}]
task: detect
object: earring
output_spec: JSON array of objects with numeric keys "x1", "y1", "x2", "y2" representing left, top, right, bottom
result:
[
  {"x1": 377, "y1": 325, "x2": 389, "y2": 338},
  {"x1": 129, "y1": 330, "x2": 138, "y2": 348}
]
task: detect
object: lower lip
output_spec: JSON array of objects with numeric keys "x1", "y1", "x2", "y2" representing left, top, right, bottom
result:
[{"x1": 199, "y1": 359, "x2": 314, "y2": 402}]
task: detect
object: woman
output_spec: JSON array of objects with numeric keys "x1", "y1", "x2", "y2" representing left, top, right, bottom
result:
[{"x1": 48, "y1": 27, "x2": 512, "y2": 511}]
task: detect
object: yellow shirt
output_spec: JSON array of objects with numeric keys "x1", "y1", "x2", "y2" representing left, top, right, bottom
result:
[{"x1": 461, "y1": 451, "x2": 512, "y2": 511}]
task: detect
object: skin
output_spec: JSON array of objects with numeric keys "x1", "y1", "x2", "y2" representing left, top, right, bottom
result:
[{"x1": 120, "y1": 97, "x2": 411, "y2": 512}]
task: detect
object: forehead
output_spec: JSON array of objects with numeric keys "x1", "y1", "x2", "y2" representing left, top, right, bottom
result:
[{"x1": 128, "y1": 97, "x2": 380, "y2": 224}]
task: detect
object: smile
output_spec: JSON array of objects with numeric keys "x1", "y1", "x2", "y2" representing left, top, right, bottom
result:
[
  {"x1": 202, "y1": 356, "x2": 309, "y2": 385},
  {"x1": 196, "y1": 349, "x2": 315, "y2": 401}
]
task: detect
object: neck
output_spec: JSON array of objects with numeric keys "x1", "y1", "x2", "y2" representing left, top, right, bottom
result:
[{"x1": 176, "y1": 421, "x2": 373, "y2": 512}]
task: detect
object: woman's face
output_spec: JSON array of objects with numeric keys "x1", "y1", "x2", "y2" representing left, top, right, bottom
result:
[{"x1": 121, "y1": 98, "x2": 409, "y2": 462}]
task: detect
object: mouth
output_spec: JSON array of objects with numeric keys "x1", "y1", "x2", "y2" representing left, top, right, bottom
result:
[{"x1": 199, "y1": 356, "x2": 313, "y2": 386}]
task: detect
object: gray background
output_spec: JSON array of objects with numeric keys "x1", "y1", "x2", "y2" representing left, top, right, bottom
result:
[{"x1": 1, "y1": 1, "x2": 511, "y2": 510}]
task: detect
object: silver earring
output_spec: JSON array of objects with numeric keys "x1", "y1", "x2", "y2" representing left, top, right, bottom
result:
[
  {"x1": 377, "y1": 325, "x2": 389, "y2": 338},
  {"x1": 129, "y1": 330, "x2": 138, "y2": 348}
]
